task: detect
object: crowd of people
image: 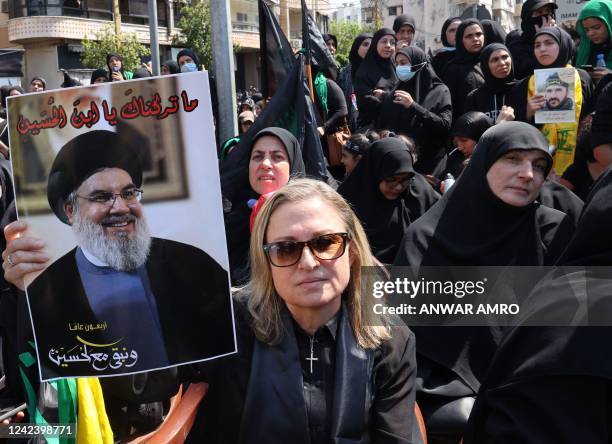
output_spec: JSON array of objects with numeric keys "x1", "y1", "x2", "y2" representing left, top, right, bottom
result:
[{"x1": 1, "y1": 0, "x2": 612, "y2": 442}]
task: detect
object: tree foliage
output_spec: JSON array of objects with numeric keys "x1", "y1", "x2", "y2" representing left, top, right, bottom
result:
[
  {"x1": 173, "y1": 1, "x2": 241, "y2": 70},
  {"x1": 173, "y1": 1, "x2": 213, "y2": 69},
  {"x1": 330, "y1": 20, "x2": 370, "y2": 67},
  {"x1": 81, "y1": 26, "x2": 150, "y2": 72}
]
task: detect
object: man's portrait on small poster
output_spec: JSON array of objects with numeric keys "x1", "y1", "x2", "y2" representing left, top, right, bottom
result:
[{"x1": 535, "y1": 67, "x2": 577, "y2": 124}]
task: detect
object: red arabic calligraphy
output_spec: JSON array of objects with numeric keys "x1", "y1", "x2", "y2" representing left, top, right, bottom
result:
[{"x1": 16, "y1": 89, "x2": 200, "y2": 136}]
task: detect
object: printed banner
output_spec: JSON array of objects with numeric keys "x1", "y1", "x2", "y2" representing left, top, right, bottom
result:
[{"x1": 8, "y1": 72, "x2": 236, "y2": 381}]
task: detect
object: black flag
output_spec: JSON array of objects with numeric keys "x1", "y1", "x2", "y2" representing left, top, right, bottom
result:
[
  {"x1": 258, "y1": 0, "x2": 295, "y2": 98},
  {"x1": 301, "y1": 0, "x2": 338, "y2": 80}
]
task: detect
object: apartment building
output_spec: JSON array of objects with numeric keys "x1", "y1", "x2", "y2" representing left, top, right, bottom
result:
[
  {"x1": 330, "y1": 1, "x2": 362, "y2": 24},
  {"x1": 1, "y1": 0, "x2": 182, "y2": 87}
]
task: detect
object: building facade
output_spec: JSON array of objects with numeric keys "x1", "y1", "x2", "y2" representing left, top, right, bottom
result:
[
  {"x1": 403, "y1": 0, "x2": 521, "y2": 52},
  {"x1": 0, "y1": 0, "x2": 329, "y2": 91},
  {"x1": 331, "y1": 1, "x2": 362, "y2": 24}
]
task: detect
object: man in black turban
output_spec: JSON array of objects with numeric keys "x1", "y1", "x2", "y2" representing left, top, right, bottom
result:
[{"x1": 27, "y1": 129, "x2": 234, "y2": 381}]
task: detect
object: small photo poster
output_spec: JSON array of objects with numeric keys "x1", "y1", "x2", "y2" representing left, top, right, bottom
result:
[
  {"x1": 7, "y1": 72, "x2": 237, "y2": 381},
  {"x1": 534, "y1": 67, "x2": 576, "y2": 124}
]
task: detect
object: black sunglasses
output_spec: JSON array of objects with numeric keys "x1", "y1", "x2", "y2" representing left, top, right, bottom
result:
[{"x1": 263, "y1": 233, "x2": 350, "y2": 267}]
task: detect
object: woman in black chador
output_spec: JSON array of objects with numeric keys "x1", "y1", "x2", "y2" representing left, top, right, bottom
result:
[
  {"x1": 464, "y1": 43, "x2": 517, "y2": 122},
  {"x1": 394, "y1": 122, "x2": 575, "y2": 443},
  {"x1": 463, "y1": 167, "x2": 612, "y2": 443},
  {"x1": 353, "y1": 28, "x2": 398, "y2": 129},
  {"x1": 431, "y1": 17, "x2": 461, "y2": 76},
  {"x1": 376, "y1": 46, "x2": 452, "y2": 174},
  {"x1": 441, "y1": 19, "x2": 486, "y2": 119},
  {"x1": 338, "y1": 137, "x2": 439, "y2": 264}
]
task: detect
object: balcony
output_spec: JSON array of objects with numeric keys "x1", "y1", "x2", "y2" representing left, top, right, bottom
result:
[
  {"x1": 7, "y1": 0, "x2": 180, "y2": 44},
  {"x1": 8, "y1": 15, "x2": 174, "y2": 44}
]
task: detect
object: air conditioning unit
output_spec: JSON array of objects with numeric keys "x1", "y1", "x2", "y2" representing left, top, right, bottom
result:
[
  {"x1": 68, "y1": 43, "x2": 85, "y2": 53},
  {"x1": 1, "y1": 2, "x2": 8, "y2": 13}
]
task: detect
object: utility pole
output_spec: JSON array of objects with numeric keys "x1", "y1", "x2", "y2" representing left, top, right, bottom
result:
[
  {"x1": 148, "y1": 0, "x2": 160, "y2": 75},
  {"x1": 210, "y1": 0, "x2": 238, "y2": 143},
  {"x1": 368, "y1": 0, "x2": 384, "y2": 29},
  {"x1": 279, "y1": 0, "x2": 290, "y2": 37}
]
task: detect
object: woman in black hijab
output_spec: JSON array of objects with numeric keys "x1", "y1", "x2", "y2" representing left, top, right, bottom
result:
[
  {"x1": 510, "y1": 27, "x2": 594, "y2": 124},
  {"x1": 161, "y1": 60, "x2": 180, "y2": 75},
  {"x1": 354, "y1": 28, "x2": 398, "y2": 129},
  {"x1": 464, "y1": 43, "x2": 517, "y2": 120},
  {"x1": 509, "y1": 27, "x2": 594, "y2": 177},
  {"x1": 106, "y1": 52, "x2": 133, "y2": 81},
  {"x1": 338, "y1": 33, "x2": 372, "y2": 131},
  {"x1": 396, "y1": 121, "x2": 574, "y2": 267},
  {"x1": 441, "y1": 19, "x2": 487, "y2": 119},
  {"x1": 431, "y1": 17, "x2": 461, "y2": 76},
  {"x1": 463, "y1": 168, "x2": 612, "y2": 443},
  {"x1": 394, "y1": 122, "x2": 575, "y2": 442},
  {"x1": 507, "y1": 0, "x2": 558, "y2": 80},
  {"x1": 223, "y1": 127, "x2": 306, "y2": 284},
  {"x1": 376, "y1": 46, "x2": 452, "y2": 174},
  {"x1": 431, "y1": 111, "x2": 493, "y2": 185},
  {"x1": 480, "y1": 19, "x2": 507, "y2": 45},
  {"x1": 90, "y1": 69, "x2": 108, "y2": 84},
  {"x1": 338, "y1": 137, "x2": 439, "y2": 264},
  {"x1": 393, "y1": 14, "x2": 416, "y2": 47}
]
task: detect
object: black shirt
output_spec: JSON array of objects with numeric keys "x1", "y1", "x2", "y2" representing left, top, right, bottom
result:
[
  {"x1": 193, "y1": 299, "x2": 420, "y2": 444},
  {"x1": 561, "y1": 160, "x2": 595, "y2": 202},
  {"x1": 294, "y1": 311, "x2": 340, "y2": 444}
]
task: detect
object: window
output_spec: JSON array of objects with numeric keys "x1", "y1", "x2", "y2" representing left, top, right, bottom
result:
[
  {"x1": 236, "y1": 12, "x2": 247, "y2": 22},
  {"x1": 388, "y1": 6, "x2": 402, "y2": 16}
]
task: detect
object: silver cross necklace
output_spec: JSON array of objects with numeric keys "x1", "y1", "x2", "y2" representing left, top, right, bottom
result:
[{"x1": 306, "y1": 336, "x2": 318, "y2": 374}]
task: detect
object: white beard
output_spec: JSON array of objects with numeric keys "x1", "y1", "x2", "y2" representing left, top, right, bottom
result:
[{"x1": 71, "y1": 207, "x2": 152, "y2": 271}]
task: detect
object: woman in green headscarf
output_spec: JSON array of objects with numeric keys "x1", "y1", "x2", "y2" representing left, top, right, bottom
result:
[{"x1": 576, "y1": 0, "x2": 612, "y2": 83}]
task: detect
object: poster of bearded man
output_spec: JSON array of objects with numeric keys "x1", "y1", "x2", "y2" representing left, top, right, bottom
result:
[
  {"x1": 6, "y1": 72, "x2": 236, "y2": 381},
  {"x1": 534, "y1": 67, "x2": 577, "y2": 124}
]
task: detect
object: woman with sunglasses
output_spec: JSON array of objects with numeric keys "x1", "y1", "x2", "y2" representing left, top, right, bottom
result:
[
  {"x1": 376, "y1": 46, "x2": 452, "y2": 174},
  {"x1": 2, "y1": 178, "x2": 420, "y2": 442},
  {"x1": 195, "y1": 178, "x2": 419, "y2": 443},
  {"x1": 353, "y1": 28, "x2": 399, "y2": 129},
  {"x1": 338, "y1": 137, "x2": 439, "y2": 264}
]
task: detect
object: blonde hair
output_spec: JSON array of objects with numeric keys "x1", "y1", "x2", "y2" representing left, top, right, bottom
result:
[{"x1": 240, "y1": 178, "x2": 391, "y2": 349}]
